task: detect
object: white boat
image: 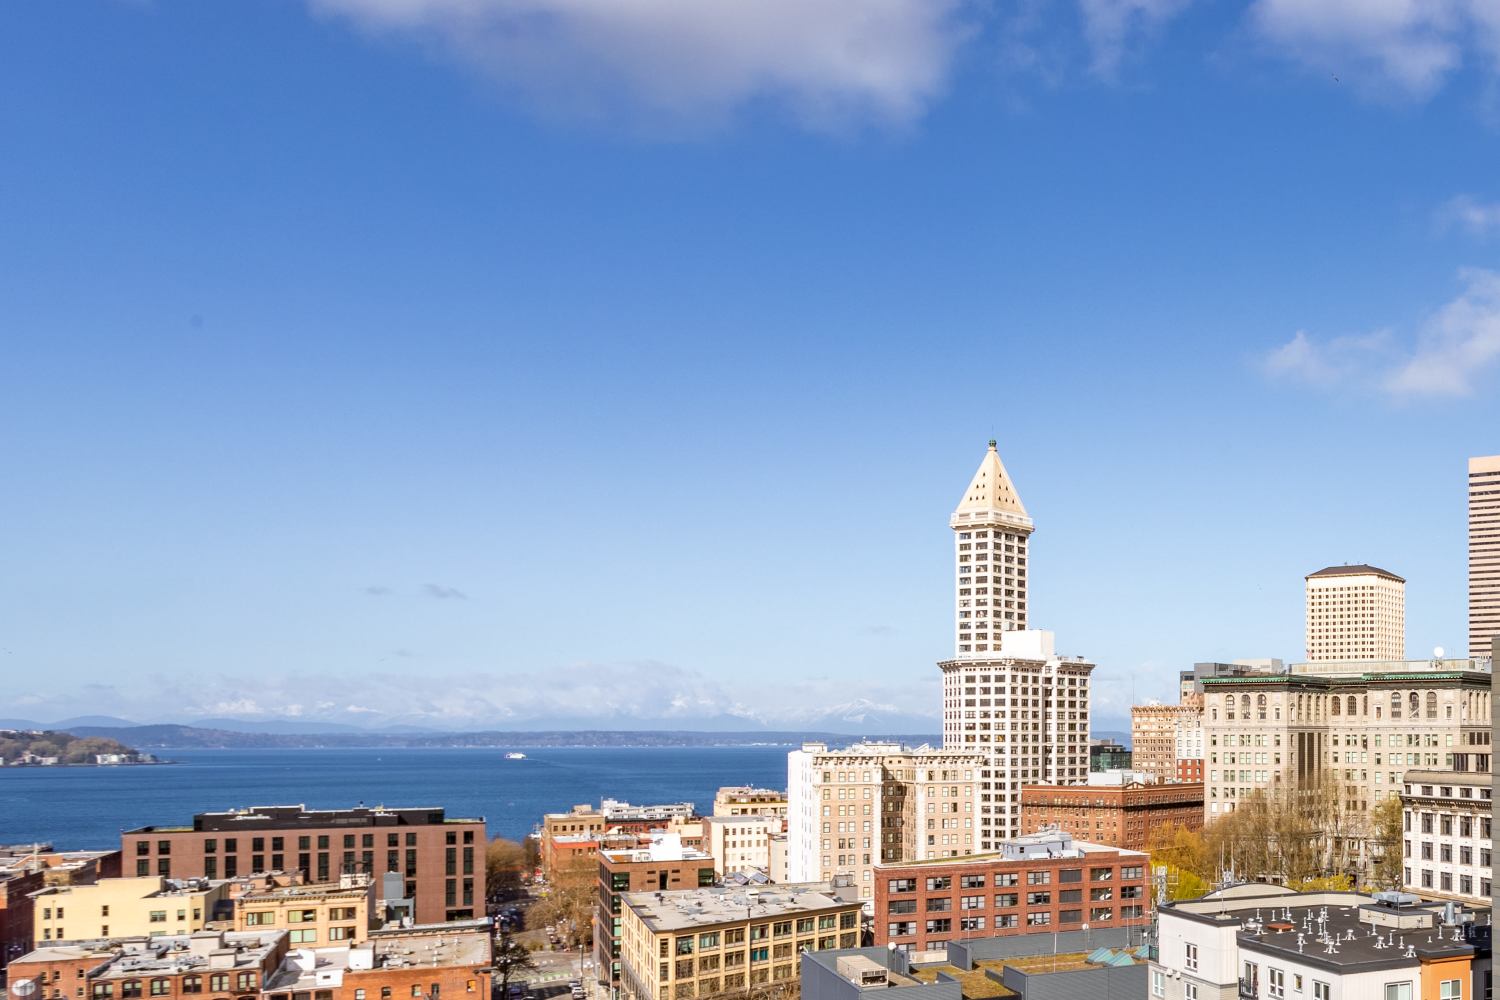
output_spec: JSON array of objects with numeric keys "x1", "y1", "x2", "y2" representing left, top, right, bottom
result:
[{"x1": 505, "y1": 752, "x2": 526, "y2": 760}]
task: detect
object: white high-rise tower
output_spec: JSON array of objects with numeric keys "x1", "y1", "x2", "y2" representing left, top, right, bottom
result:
[{"x1": 939, "y1": 441, "x2": 1093, "y2": 849}]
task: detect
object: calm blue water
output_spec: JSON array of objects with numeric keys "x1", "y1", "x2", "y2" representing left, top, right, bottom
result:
[{"x1": 0, "y1": 746, "x2": 790, "y2": 849}]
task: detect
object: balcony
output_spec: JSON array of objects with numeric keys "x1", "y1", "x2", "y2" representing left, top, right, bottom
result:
[{"x1": 1239, "y1": 979, "x2": 1258, "y2": 1000}]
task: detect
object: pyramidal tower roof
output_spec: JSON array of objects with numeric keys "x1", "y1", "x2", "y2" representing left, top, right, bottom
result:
[{"x1": 953, "y1": 440, "x2": 1030, "y2": 520}]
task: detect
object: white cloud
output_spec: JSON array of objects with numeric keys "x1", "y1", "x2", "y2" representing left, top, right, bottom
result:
[
  {"x1": 1384, "y1": 268, "x2": 1500, "y2": 396},
  {"x1": 1438, "y1": 195, "x2": 1500, "y2": 238},
  {"x1": 1247, "y1": 0, "x2": 1500, "y2": 98},
  {"x1": 1262, "y1": 269, "x2": 1500, "y2": 398},
  {"x1": 308, "y1": 0, "x2": 968, "y2": 129},
  {"x1": 1078, "y1": 0, "x2": 1193, "y2": 79}
]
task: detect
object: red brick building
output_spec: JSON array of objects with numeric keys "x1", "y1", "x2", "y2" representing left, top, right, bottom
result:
[
  {"x1": 263, "y1": 921, "x2": 492, "y2": 1000},
  {"x1": 873, "y1": 832, "x2": 1149, "y2": 953},
  {"x1": 593, "y1": 837, "x2": 717, "y2": 990},
  {"x1": 1176, "y1": 758, "x2": 1204, "y2": 783},
  {"x1": 8, "y1": 930, "x2": 288, "y2": 1000},
  {"x1": 121, "y1": 806, "x2": 485, "y2": 925},
  {"x1": 1020, "y1": 781, "x2": 1204, "y2": 851},
  {"x1": 1, "y1": 867, "x2": 46, "y2": 975}
]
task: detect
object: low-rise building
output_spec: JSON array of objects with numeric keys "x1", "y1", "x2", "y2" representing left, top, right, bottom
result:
[
  {"x1": 703, "y1": 816, "x2": 777, "y2": 877},
  {"x1": 541, "y1": 800, "x2": 698, "y2": 876},
  {"x1": 617, "y1": 883, "x2": 862, "y2": 1000},
  {"x1": 1088, "y1": 740, "x2": 1131, "y2": 773},
  {"x1": 872, "y1": 831, "x2": 1148, "y2": 955},
  {"x1": 1, "y1": 866, "x2": 46, "y2": 975},
  {"x1": 8, "y1": 929, "x2": 288, "y2": 1000},
  {"x1": 712, "y1": 788, "x2": 788, "y2": 819},
  {"x1": 235, "y1": 877, "x2": 377, "y2": 945},
  {"x1": 1019, "y1": 781, "x2": 1203, "y2": 851},
  {"x1": 262, "y1": 920, "x2": 492, "y2": 1000},
  {"x1": 122, "y1": 805, "x2": 484, "y2": 924},
  {"x1": 1152, "y1": 885, "x2": 1485, "y2": 1000},
  {"x1": 30, "y1": 877, "x2": 231, "y2": 945},
  {"x1": 594, "y1": 835, "x2": 716, "y2": 991},
  {"x1": 1401, "y1": 769, "x2": 1494, "y2": 905}
]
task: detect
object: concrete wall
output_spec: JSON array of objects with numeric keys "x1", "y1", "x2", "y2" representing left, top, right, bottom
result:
[
  {"x1": 1000, "y1": 963, "x2": 1147, "y2": 1000},
  {"x1": 945, "y1": 925, "x2": 1149, "y2": 969},
  {"x1": 800, "y1": 949, "x2": 958, "y2": 1000}
]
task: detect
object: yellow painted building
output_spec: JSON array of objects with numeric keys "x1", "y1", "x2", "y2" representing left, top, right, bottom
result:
[
  {"x1": 31, "y1": 876, "x2": 229, "y2": 944},
  {"x1": 235, "y1": 878, "x2": 376, "y2": 945},
  {"x1": 618, "y1": 883, "x2": 862, "y2": 1000}
]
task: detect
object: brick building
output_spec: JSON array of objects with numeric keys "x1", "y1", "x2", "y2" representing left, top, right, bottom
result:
[
  {"x1": 121, "y1": 806, "x2": 484, "y2": 925},
  {"x1": 540, "y1": 801, "x2": 697, "y2": 876},
  {"x1": 594, "y1": 835, "x2": 716, "y2": 991},
  {"x1": 873, "y1": 831, "x2": 1148, "y2": 954},
  {"x1": 8, "y1": 930, "x2": 288, "y2": 1000},
  {"x1": 263, "y1": 921, "x2": 492, "y2": 1000},
  {"x1": 1, "y1": 866, "x2": 46, "y2": 974},
  {"x1": 1129, "y1": 703, "x2": 1201, "y2": 784},
  {"x1": 1019, "y1": 781, "x2": 1203, "y2": 852}
]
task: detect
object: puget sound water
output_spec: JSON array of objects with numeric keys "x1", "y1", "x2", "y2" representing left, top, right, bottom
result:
[{"x1": 0, "y1": 745, "x2": 790, "y2": 849}]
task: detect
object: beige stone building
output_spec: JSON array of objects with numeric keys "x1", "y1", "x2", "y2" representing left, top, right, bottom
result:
[
  {"x1": 1305, "y1": 564, "x2": 1406, "y2": 661},
  {"x1": 616, "y1": 883, "x2": 861, "y2": 1000},
  {"x1": 1471, "y1": 455, "x2": 1500, "y2": 659},
  {"x1": 1129, "y1": 702, "x2": 1201, "y2": 784},
  {"x1": 1202, "y1": 657, "x2": 1492, "y2": 872},
  {"x1": 1400, "y1": 769, "x2": 1493, "y2": 904},
  {"x1": 941, "y1": 442, "x2": 1093, "y2": 849},
  {"x1": 30, "y1": 876, "x2": 229, "y2": 945},
  {"x1": 234, "y1": 877, "x2": 376, "y2": 945},
  {"x1": 702, "y1": 816, "x2": 778, "y2": 876},
  {"x1": 711, "y1": 788, "x2": 787, "y2": 819},
  {"x1": 786, "y1": 742, "x2": 984, "y2": 898}
]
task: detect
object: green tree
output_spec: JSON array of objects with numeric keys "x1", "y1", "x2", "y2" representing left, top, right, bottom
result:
[
  {"x1": 493, "y1": 932, "x2": 538, "y2": 998},
  {"x1": 487, "y1": 838, "x2": 529, "y2": 898},
  {"x1": 530, "y1": 854, "x2": 596, "y2": 950},
  {"x1": 1369, "y1": 796, "x2": 1404, "y2": 891}
]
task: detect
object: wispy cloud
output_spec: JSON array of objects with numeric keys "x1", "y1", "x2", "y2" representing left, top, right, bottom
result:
[
  {"x1": 1247, "y1": 0, "x2": 1500, "y2": 99},
  {"x1": 1079, "y1": 0, "x2": 1193, "y2": 79},
  {"x1": 1437, "y1": 195, "x2": 1500, "y2": 238},
  {"x1": 363, "y1": 585, "x2": 393, "y2": 596},
  {"x1": 1261, "y1": 269, "x2": 1500, "y2": 398},
  {"x1": 422, "y1": 583, "x2": 468, "y2": 600},
  {"x1": 308, "y1": 0, "x2": 968, "y2": 131}
]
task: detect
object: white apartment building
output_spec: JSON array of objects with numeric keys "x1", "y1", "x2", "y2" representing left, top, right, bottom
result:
[
  {"x1": 1401, "y1": 769, "x2": 1493, "y2": 905},
  {"x1": 1305, "y1": 564, "x2": 1406, "y2": 662},
  {"x1": 940, "y1": 442, "x2": 1093, "y2": 850},
  {"x1": 712, "y1": 787, "x2": 787, "y2": 819},
  {"x1": 786, "y1": 742, "x2": 983, "y2": 899},
  {"x1": 1175, "y1": 720, "x2": 1204, "y2": 769},
  {"x1": 1153, "y1": 884, "x2": 1485, "y2": 1000},
  {"x1": 1471, "y1": 455, "x2": 1500, "y2": 659},
  {"x1": 702, "y1": 815, "x2": 778, "y2": 876}
]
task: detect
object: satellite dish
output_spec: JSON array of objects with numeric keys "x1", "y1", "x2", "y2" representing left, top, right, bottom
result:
[
  {"x1": 13, "y1": 980, "x2": 37, "y2": 997},
  {"x1": 1434, "y1": 646, "x2": 1445, "y2": 659}
]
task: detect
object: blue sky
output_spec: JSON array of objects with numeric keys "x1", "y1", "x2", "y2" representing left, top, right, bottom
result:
[{"x1": 1, "y1": 0, "x2": 1497, "y2": 733}]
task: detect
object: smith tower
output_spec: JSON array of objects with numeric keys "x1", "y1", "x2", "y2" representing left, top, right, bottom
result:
[
  {"x1": 950, "y1": 439, "x2": 1034, "y2": 654},
  {"x1": 940, "y1": 440, "x2": 1093, "y2": 849}
]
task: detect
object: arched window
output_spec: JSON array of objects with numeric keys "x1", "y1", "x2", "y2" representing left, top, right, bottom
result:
[
  {"x1": 1241, "y1": 694, "x2": 1252, "y2": 717},
  {"x1": 1331, "y1": 697, "x2": 1342, "y2": 716},
  {"x1": 1426, "y1": 692, "x2": 1437, "y2": 719},
  {"x1": 1258, "y1": 694, "x2": 1268, "y2": 720},
  {"x1": 149, "y1": 981, "x2": 169, "y2": 997},
  {"x1": 1390, "y1": 691, "x2": 1402, "y2": 719},
  {"x1": 1410, "y1": 692, "x2": 1420, "y2": 716},
  {"x1": 1225, "y1": 695, "x2": 1235, "y2": 720},
  {"x1": 1348, "y1": 695, "x2": 1358, "y2": 716}
]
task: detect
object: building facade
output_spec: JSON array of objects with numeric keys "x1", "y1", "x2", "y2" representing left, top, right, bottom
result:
[
  {"x1": 121, "y1": 806, "x2": 483, "y2": 925},
  {"x1": 263, "y1": 921, "x2": 492, "y2": 1000},
  {"x1": 1088, "y1": 740, "x2": 1131, "y2": 773},
  {"x1": 616, "y1": 884, "x2": 862, "y2": 1000},
  {"x1": 1130, "y1": 703, "x2": 1201, "y2": 784},
  {"x1": 786, "y1": 743, "x2": 984, "y2": 899},
  {"x1": 1305, "y1": 564, "x2": 1406, "y2": 662},
  {"x1": 1153, "y1": 885, "x2": 1485, "y2": 1000},
  {"x1": 1472, "y1": 455, "x2": 1500, "y2": 659},
  {"x1": 872, "y1": 832, "x2": 1148, "y2": 954},
  {"x1": 31, "y1": 877, "x2": 230, "y2": 945},
  {"x1": 1401, "y1": 768, "x2": 1493, "y2": 905},
  {"x1": 1202, "y1": 659, "x2": 1493, "y2": 875},
  {"x1": 703, "y1": 816, "x2": 777, "y2": 876},
  {"x1": 234, "y1": 877, "x2": 377, "y2": 945},
  {"x1": 712, "y1": 788, "x2": 787, "y2": 819},
  {"x1": 594, "y1": 835, "x2": 716, "y2": 991},
  {"x1": 8, "y1": 930, "x2": 288, "y2": 1000},
  {"x1": 1019, "y1": 781, "x2": 1203, "y2": 851}
]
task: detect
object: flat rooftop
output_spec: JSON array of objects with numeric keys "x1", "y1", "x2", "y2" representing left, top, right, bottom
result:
[
  {"x1": 621, "y1": 884, "x2": 853, "y2": 933},
  {"x1": 18, "y1": 933, "x2": 284, "y2": 977},
  {"x1": 126, "y1": 805, "x2": 482, "y2": 833},
  {"x1": 1237, "y1": 902, "x2": 1474, "y2": 970}
]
